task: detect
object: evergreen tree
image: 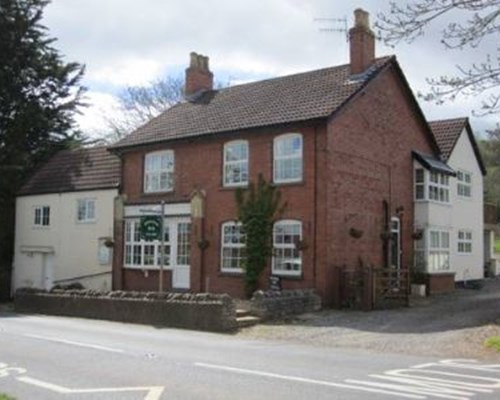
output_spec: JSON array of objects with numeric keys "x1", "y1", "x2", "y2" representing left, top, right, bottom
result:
[{"x1": 0, "y1": 0, "x2": 85, "y2": 298}]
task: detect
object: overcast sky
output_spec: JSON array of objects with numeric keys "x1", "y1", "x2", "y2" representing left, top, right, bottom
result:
[{"x1": 42, "y1": 0, "x2": 498, "y2": 139}]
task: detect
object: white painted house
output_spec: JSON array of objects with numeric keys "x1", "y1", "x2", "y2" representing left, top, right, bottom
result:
[
  {"x1": 12, "y1": 146, "x2": 120, "y2": 292},
  {"x1": 414, "y1": 118, "x2": 487, "y2": 282}
]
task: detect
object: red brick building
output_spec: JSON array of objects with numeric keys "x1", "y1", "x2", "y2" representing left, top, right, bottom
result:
[{"x1": 109, "y1": 9, "x2": 440, "y2": 305}]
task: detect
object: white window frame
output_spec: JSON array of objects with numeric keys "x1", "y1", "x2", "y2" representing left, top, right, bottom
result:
[
  {"x1": 77, "y1": 198, "x2": 96, "y2": 223},
  {"x1": 457, "y1": 230, "x2": 473, "y2": 254},
  {"x1": 428, "y1": 229, "x2": 450, "y2": 272},
  {"x1": 457, "y1": 170, "x2": 472, "y2": 198},
  {"x1": 273, "y1": 133, "x2": 303, "y2": 184},
  {"x1": 124, "y1": 218, "x2": 191, "y2": 269},
  {"x1": 34, "y1": 205, "x2": 50, "y2": 227},
  {"x1": 272, "y1": 219, "x2": 302, "y2": 276},
  {"x1": 428, "y1": 171, "x2": 450, "y2": 203},
  {"x1": 220, "y1": 221, "x2": 245, "y2": 273},
  {"x1": 414, "y1": 168, "x2": 425, "y2": 200},
  {"x1": 414, "y1": 167, "x2": 451, "y2": 204},
  {"x1": 223, "y1": 140, "x2": 249, "y2": 187},
  {"x1": 144, "y1": 150, "x2": 174, "y2": 193}
]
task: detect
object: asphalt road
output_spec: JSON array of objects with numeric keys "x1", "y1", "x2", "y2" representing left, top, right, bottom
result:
[{"x1": 0, "y1": 312, "x2": 499, "y2": 400}]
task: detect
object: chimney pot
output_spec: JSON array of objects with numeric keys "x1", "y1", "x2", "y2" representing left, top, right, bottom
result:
[{"x1": 354, "y1": 8, "x2": 370, "y2": 29}]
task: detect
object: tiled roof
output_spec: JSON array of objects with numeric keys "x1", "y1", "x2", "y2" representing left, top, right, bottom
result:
[
  {"x1": 428, "y1": 118, "x2": 468, "y2": 161},
  {"x1": 111, "y1": 57, "x2": 394, "y2": 149},
  {"x1": 429, "y1": 117, "x2": 487, "y2": 175},
  {"x1": 18, "y1": 146, "x2": 120, "y2": 196}
]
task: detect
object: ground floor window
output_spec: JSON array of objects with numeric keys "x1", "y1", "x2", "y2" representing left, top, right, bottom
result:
[
  {"x1": 414, "y1": 228, "x2": 451, "y2": 272},
  {"x1": 272, "y1": 220, "x2": 302, "y2": 276},
  {"x1": 428, "y1": 230, "x2": 450, "y2": 272},
  {"x1": 457, "y1": 230, "x2": 472, "y2": 254},
  {"x1": 220, "y1": 222, "x2": 245, "y2": 273},
  {"x1": 124, "y1": 218, "x2": 190, "y2": 269}
]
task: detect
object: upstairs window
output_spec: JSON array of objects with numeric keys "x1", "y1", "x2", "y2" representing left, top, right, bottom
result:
[
  {"x1": 457, "y1": 170, "x2": 472, "y2": 198},
  {"x1": 77, "y1": 199, "x2": 95, "y2": 223},
  {"x1": 144, "y1": 150, "x2": 174, "y2": 193},
  {"x1": 272, "y1": 220, "x2": 302, "y2": 276},
  {"x1": 428, "y1": 171, "x2": 449, "y2": 203},
  {"x1": 415, "y1": 168, "x2": 425, "y2": 200},
  {"x1": 223, "y1": 141, "x2": 249, "y2": 187},
  {"x1": 34, "y1": 206, "x2": 50, "y2": 227},
  {"x1": 415, "y1": 167, "x2": 450, "y2": 203},
  {"x1": 274, "y1": 134, "x2": 303, "y2": 183}
]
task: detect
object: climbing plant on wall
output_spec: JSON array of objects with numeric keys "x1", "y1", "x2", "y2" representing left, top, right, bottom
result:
[{"x1": 235, "y1": 174, "x2": 286, "y2": 297}]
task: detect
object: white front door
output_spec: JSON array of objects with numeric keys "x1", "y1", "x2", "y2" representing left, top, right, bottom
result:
[
  {"x1": 170, "y1": 219, "x2": 191, "y2": 290},
  {"x1": 390, "y1": 217, "x2": 401, "y2": 270},
  {"x1": 42, "y1": 254, "x2": 54, "y2": 290}
]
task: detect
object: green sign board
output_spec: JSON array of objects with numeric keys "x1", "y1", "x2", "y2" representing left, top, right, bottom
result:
[{"x1": 140, "y1": 216, "x2": 162, "y2": 241}]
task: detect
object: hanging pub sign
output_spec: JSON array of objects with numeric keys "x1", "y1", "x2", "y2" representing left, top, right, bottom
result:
[{"x1": 140, "y1": 216, "x2": 162, "y2": 241}]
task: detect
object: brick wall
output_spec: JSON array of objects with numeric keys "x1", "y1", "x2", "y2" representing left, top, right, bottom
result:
[
  {"x1": 118, "y1": 123, "x2": 323, "y2": 298},
  {"x1": 322, "y1": 64, "x2": 436, "y2": 305}
]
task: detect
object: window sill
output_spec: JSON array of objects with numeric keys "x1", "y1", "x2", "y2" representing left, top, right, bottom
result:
[
  {"x1": 142, "y1": 190, "x2": 174, "y2": 196},
  {"x1": 218, "y1": 271, "x2": 244, "y2": 277},
  {"x1": 272, "y1": 180, "x2": 305, "y2": 188},
  {"x1": 414, "y1": 199, "x2": 452, "y2": 207},
  {"x1": 219, "y1": 185, "x2": 248, "y2": 191},
  {"x1": 271, "y1": 272, "x2": 303, "y2": 280}
]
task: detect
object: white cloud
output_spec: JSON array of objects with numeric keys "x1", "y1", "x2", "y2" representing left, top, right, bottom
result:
[
  {"x1": 75, "y1": 92, "x2": 120, "y2": 139},
  {"x1": 89, "y1": 58, "x2": 163, "y2": 86}
]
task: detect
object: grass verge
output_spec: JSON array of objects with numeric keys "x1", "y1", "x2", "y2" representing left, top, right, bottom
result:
[
  {"x1": 484, "y1": 335, "x2": 500, "y2": 351},
  {"x1": 0, "y1": 394, "x2": 16, "y2": 400}
]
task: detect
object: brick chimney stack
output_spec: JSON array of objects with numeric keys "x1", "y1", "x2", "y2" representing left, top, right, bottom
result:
[
  {"x1": 349, "y1": 8, "x2": 375, "y2": 75},
  {"x1": 185, "y1": 52, "x2": 214, "y2": 97}
]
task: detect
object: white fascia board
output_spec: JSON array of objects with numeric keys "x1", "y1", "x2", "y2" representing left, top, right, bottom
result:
[{"x1": 124, "y1": 202, "x2": 191, "y2": 217}]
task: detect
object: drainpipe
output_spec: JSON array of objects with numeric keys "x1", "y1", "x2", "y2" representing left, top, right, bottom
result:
[{"x1": 313, "y1": 125, "x2": 318, "y2": 288}]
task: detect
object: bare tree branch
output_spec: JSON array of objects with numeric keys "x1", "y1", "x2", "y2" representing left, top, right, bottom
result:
[
  {"x1": 103, "y1": 76, "x2": 184, "y2": 143},
  {"x1": 376, "y1": 0, "x2": 500, "y2": 115}
]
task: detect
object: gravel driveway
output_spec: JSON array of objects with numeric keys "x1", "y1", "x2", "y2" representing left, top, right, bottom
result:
[{"x1": 238, "y1": 278, "x2": 500, "y2": 360}]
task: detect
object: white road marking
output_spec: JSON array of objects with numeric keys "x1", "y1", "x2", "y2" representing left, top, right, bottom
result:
[
  {"x1": 429, "y1": 359, "x2": 500, "y2": 373},
  {"x1": 23, "y1": 334, "x2": 124, "y2": 354},
  {"x1": 17, "y1": 376, "x2": 70, "y2": 393},
  {"x1": 17, "y1": 376, "x2": 164, "y2": 400},
  {"x1": 345, "y1": 360, "x2": 500, "y2": 400},
  {"x1": 194, "y1": 362, "x2": 425, "y2": 399}
]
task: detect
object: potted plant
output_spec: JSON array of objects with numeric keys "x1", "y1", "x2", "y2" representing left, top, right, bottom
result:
[{"x1": 410, "y1": 268, "x2": 427, "y2": 297}]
